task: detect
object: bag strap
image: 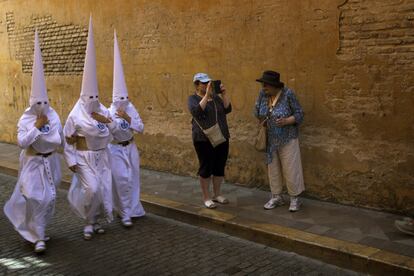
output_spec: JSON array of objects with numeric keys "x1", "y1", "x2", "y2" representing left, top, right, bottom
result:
[
  {"x1": 269, "y1": 90, "x2": 281, "y2": 110},
  {"x1": 193, "y1": 99, "x2": 218, "y2": 131},
  {"x1": 263, "y1": 90, "x2": 282, "y2": 122}
]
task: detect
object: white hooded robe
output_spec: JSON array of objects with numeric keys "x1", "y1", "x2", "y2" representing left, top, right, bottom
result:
[
  {"x1": 4, "y1": 107, "x2": 63, "y2": 243},
  {"x1": 109, "y1": 102, "x2": 145, "y2": 219},
  {"x1": 63, "y1": 101, "x2": 117, "y2": 224}
]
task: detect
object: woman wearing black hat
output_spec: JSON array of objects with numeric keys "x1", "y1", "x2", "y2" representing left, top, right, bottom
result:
[{"x1": 254, "y1": 71, "x2": 305, "y2": 212}]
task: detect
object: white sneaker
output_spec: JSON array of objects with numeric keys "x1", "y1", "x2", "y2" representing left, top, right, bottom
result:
[
  {"x1": 34, "y1": 240, "x2": 46, "y2": 253},
  {"x1": 264, "y1": 195, "x2": 285, "y2": 210},
  {"x1": 289, "y1": 196, "x2": 301, "y2": 212}
]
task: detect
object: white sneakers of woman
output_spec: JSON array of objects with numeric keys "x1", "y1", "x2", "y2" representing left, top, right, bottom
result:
[
  {"x1": 34, "y1": 240, "x2": 46, "y2": 253},
  {"x1": 264, "y1": 195, "x2": 301, "y2": 211},
  {"x1": 289, "y1": 196, "x2": 301, "y2": 212},
  {"x1": 264, "y1": 195, "x2": 285, "y2": 210}
]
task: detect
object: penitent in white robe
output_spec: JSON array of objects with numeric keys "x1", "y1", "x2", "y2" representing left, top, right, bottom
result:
[
  {"x1": 4, "y1": 107, "x2": 63, "y2": 243},
  {"x1": 63, "y1": 101, "x2": 119, "y2": 224},
  {"x1": 108, "y1": 102, "x2": 145, "y2": 220}
]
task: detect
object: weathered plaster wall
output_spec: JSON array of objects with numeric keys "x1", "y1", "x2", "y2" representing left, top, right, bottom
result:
[{"x1": 0, "y1": 0, "x2": 412, "y2": 214}]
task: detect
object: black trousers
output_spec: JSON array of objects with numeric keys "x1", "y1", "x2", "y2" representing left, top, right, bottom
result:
[{"x1": 193, "y1": 140, "x2": 229, "y2": 178}]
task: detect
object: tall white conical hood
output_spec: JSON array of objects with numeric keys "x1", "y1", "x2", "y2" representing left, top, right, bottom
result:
[
  {"x1": 112, "y1": 30, "x2": 128, "y2": 102},
  {"x1": 30, "y1": 29, "x2": 48, "y2": 106},
  {"x1": 80, "y1": 16, "x2": 99, "y2": 99}
]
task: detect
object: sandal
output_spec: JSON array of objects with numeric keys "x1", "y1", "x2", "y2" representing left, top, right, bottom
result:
[
  {"x1": 93, "y1": 223, "x2": 105, "y2": 234},
  {"x1": 204, "y1": 200, "x2": 217, "y2": 209},
  {"x1": 212, "y1": 195, "x2": 229, "y2": 204},
  {"x1": 83, "y1": 225, "x2": 93, "y2": 240},
  {"x1": 122, "y1": 218, "x2": 133, "y2": 227},
  {"x1": 34, "y1": 240, "x2": 46, "y2": 253}
]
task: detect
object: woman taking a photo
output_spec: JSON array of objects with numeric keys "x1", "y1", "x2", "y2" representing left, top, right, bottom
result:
[{"x1": 188, "y1": 73, "x2": 232, "y2": 209}]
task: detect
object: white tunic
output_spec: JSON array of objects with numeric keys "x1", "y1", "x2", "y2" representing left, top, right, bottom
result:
[
  {"x1": 108, "y1": 102, "x2": 145, "y2": 219},
  {"x1": 4, "y1": 107, "x2": 63, "y2": 243},
  {"x1": 63, "y1": 100, "x2": 117, "y2": 224}
]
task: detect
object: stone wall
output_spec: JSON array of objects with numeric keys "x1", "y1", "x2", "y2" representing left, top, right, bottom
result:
[{"x1": 0, "y1": 0, "x2": 412, "y2": 214}]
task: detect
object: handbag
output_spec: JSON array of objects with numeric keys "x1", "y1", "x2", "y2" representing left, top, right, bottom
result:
[
  {"x1": 193, "y1": 100, "x2": 227, "y2": 147},
  {"x1": 254, "y1": 91, "x2": 281, "y2": 152}
]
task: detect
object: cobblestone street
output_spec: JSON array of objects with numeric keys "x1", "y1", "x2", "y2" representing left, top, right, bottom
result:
[{"x1": 0, "y1": 173, "x2": 361, "y2": 275}]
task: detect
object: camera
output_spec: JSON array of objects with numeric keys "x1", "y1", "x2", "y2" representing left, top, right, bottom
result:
[{"x1": 211, "y1": 80, "x2": 222, "y2": 94}]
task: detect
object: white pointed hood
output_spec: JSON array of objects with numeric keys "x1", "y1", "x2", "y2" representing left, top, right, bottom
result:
[
  {"x1": 30, "y1": 29, "x2": 49, "y2": 115},
  {"x1": 112, "y1": 30, "x2": 129, "y2": 106},
  {"x1": 80, "y1": 16, "x2": 100, "y2": 113}
]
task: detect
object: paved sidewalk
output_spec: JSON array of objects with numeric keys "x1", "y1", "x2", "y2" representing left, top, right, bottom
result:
[
  {"x1": 0, "y1": 173, "x2": 359, "y2": 275},
  {"x1": 0, "y1": 142, "x2": 412, "y2": 274}
]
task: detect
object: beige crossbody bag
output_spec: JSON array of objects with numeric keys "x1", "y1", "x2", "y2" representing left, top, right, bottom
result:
[
  {"x1": 193, "y1": 100, "x2": 226, "y2": 148},
  {"x1": 254, "y1": 91, "x2": 281, "y2": 152}
]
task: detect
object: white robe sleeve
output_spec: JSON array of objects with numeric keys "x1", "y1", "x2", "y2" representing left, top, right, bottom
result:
[
  {"x1": 107, "y1": 120, "x2": 117, "y2": 133},
  {"x1": 17, "y1": 124, "x2": 43, "y2": 149},
  {"x1": 130, "y1": 111, "x2": 144, "y2": 133},
  {"x1": 103, "y1": 108, "x2": 118, "y2": 133},
  {"x1": 63, "y1": 116, "x2": 77, "y2": 167}
]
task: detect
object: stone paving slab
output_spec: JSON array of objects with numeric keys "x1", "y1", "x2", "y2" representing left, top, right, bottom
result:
[
  {"x1": 139, "y1": 170, "x2": 414, "y2": 258},
  {"x1": 0, "y1": 173, "x2": 359, "y2": 275},
  {"x1": 0, "y1": 142, "x2": 413, "y2": 274}
]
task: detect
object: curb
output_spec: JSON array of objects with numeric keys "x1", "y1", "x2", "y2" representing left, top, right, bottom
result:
[{"x1": 0, "y1": 164, "x2": 413, "y2": 275}]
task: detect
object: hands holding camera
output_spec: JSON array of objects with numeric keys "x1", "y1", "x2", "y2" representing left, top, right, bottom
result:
[
  {"x1": 198, "y1": 78, "x2": 230, "y2": 110},
  {"x1": 205, "y1": 81, "x2": 226, "y2": 97}
]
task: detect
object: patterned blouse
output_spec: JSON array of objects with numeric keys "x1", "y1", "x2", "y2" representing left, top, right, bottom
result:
[{"x1": 254, "y1": 87, "x2": 304, "y2": 164}]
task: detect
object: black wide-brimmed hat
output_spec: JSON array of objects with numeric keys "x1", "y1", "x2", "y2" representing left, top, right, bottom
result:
[{"x1": 256, "y1": 70, "x2": 284, "y2": 88}]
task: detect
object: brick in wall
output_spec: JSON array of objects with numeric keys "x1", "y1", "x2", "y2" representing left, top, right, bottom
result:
[{"x1": 6, "y1": 12, "x2": 87, "y2": 75}]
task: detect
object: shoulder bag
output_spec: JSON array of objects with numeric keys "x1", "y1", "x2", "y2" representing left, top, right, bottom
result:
[{"x1": 193, "y1": 100, "x2": 226, "y2": 148}]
